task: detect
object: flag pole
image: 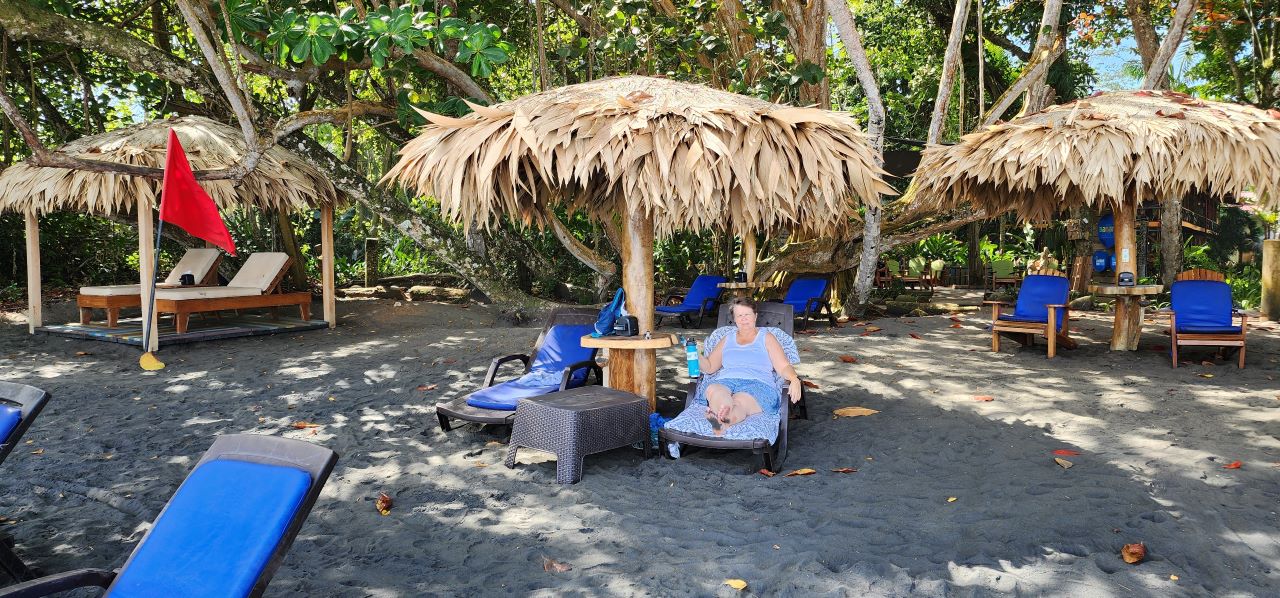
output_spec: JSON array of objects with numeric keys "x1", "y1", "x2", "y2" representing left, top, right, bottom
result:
[{"x1": 139, "y1": 215, "x2": 166, "y2": 371}]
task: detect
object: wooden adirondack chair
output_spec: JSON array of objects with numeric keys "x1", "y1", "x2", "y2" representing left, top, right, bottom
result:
[
  {"x1": 1161, "y1": 269, "x2": 1250, "y2": 368},
  {"x1": 986, "y1": 268, "x2": 1077, "y2": 358}
]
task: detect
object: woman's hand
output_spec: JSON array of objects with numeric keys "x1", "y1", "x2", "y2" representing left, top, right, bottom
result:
[{"x1": 789, "y1": 378, "x2": 802, "y2": 403}]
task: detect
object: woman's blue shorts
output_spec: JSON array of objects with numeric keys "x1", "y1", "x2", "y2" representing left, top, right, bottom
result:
[{"x1": 708, "y1": 377, "x2": 782, "y2": 416}]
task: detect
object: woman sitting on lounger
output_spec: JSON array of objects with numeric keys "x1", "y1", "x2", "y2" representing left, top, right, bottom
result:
[{"x1": 701, "y1": 299, "x2": 802, "y2": 435}]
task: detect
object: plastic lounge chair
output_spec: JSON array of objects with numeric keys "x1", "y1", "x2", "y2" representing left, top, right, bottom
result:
[
  {"x1": 77, "y1": 248, "x2": 222, "y2": 327},
  {"x1": 988, "y1": 259, "x2": 1022, "y2": 291},
  {"x1": 659, "y1": 302, "x2": 809, "y2": 473},
  {"x1": 900, "y1": 257, "x2": 931, "y2": 290},
  {"x1": 435, "y1": 307, "x2": 603, "y2": 433},
  {"x1": 0, "y1": 434, "x2": 337, "y2": 598},
  {"x1": 654, "y1": 275, "x2": 728, "y2": 328},
  {"x1": 986, "y1": 269, "x2": 1077, "y2": 358},
  {"x1": 779, "y1": 277, "x2": 836, "y2": 330},
  {"x1": 0, "y1": 382, "x2": 51, "y2": 583},
  {"x1": 1161, "y1": 269, "x2": 1249, "y2": 368},
  {"x1": 153, "y1": 252, "x2": 312, "y2": 334}
]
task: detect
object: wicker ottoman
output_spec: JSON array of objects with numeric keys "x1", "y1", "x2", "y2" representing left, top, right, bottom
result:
[{"x1": 504, "y1": 386, "x2": 650, "y2": 484}]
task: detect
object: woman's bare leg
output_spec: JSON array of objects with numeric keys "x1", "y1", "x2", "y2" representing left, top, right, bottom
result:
[
  {"x1": 720, "y1": 392, "x2": 764, "y2": 430},
  {"x1": 705, "y1": 384, "x2": 733, "y2": 435}
]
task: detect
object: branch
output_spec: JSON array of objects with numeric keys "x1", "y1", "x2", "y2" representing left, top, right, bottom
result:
[
  {"x1": 547, "y1": 0, "x2": 603, "y2": 37},
  {"x1": 1140, "y1": 0, "x2": 1196, "y2": 90},
  {"x1": 407, "y1": 47, "x2": 493, "y2": 103},
  {"x1": 980, "y1": 35, "x2": 1064, "y2": 126},
  {"x1": 926, "y1": 0, "x2": 972, "y2": 144},
  {"x1": 982, "y1": 28, "x2": 1031, "y2": 61}
]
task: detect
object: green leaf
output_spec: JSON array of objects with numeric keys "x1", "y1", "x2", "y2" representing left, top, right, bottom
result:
[
  {"x1": 479, "y1": 46, "x2": 508, "y2": 64},
  {"x1": 290, "y1": 38, "x2": 312, "y2": 62},
  {"x1": 310, "y1": 37, "x2": 335, "y2": 64}
]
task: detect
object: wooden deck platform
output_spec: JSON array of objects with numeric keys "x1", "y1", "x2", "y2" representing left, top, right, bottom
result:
[{"x1": 37, "y1": 313, "x2": 329, "y2": 347}]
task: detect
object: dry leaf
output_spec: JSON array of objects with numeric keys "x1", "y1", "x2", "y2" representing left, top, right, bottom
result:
[
  {"x1": 1054, "y1": 458, "x2": 1074, "y2": 469},
  {"x1": 830, "y1": 467, "x2": 858, "y2": 473},
  {"x1": 946, "y1": 497, "x2": 958, "y2": 503},
  {"x1": 291, "y1": 421, "x2": 321, "y2": 429},
  {"x1": 950, "y1": 323, "x2": 963, "y2": 328},
  {"x1": 723, "y1": 579, "x2": 748, "y2": 591},
  {"x1": 1053, "y1": 449, "x2": 1081, "y2": 456},
  {"x1": 783, "y1": 468, "x2": 816, "y2": 477},
  {"x1": 416, "y1": 384, "x2": 438, "y2": 391},
  {"x1": 973, "y1": 395, "x2": 995, "y2": 402},
  {"x1": 801, "y1": 380, "x2": 819, "y2": 389},
  {"x1": 542, "y1": 556, "x2": 572, "y2": 573},
  {"x1": 838, "y1": 355, "x2": 858, "y2": 364},
  {"x1": 909, "y1": 333, "x2": 922, "y2": 340},
  {"x1": 475, "y1": 462, "x2": 488, "y2": 468},
  {"x1": 949, "y1": 316, "x2": 962, "y2": 322},
  {"x1": 864, "y1": 326, "x2": 882, "y2": 333},
  {"x1": 1121, "y1": 542, "x2": 1146, "y2": 564},
  {"x1": 1198, "y1": 373, "x2": 1214, "y2": 378},
  {"x1": 30, "y1": 448, "x2": 43, "y2": 455},
  {"x1": 1222, "y1": 460, "x2": 1242, "y2": 469},
  {"x1": 833, "y1": 406, "x2": 879, "y2": 418},
  {"x1": 74, "y1": 351, "x2": 92, "y2": 357},
  {"x1": 757, "y1": 469, "x2": 776, "y2": 477},
  {"x1": 375, "y1": 492, "x2": 393, "y2": 515},
  {"x1": 1200, "y1": 360, "x2": 1215, "y2": 367},
  {"x1": 1170, "y1": 575, "x2": 1179, "y2": 581}
]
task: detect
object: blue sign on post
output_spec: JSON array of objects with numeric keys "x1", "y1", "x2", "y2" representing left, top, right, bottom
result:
[{"x1": 1097, "y1": 214, "x2": 1115, "y2": 249}]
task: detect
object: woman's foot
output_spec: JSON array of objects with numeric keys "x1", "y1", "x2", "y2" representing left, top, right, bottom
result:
[{"x1": 704, "y1": 408, "x2": 724, "y2": 434}]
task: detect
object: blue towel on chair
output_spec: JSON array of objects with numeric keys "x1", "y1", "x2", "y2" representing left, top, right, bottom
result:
[{"x1": 466, "y1": 371, "x2": 564, "y2": 411}]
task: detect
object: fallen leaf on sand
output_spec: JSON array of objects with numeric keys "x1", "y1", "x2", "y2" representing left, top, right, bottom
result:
[
  {"x1": 416, "y1": 384, "x2": 438, "y2": 391},
  {"x1": 291, "y1": 421, "x2": 321, "y2": 429},
  {"x1": 1053, "y1": 449, "x2": 1081, "y2": 456},
  {"x1": 909, "y1": 333, "x2": 922, "y2": 340},
  {"x1": 542, "y1": 556, "x2": 572, "y2": 573},
  {"x1": 973, "y1": 395, "x2": 995, "y2": 402},
  {"x1": 724, "y1": 579, "x2": 748, "y2": 591},
  {"x1": 784, "y1": 468, "x2": 816, "y2": 477},
  {"x1": 1055, "y1": 458, "x2": 1074, "y2": 469},
  {"x1": 831, "y1": 467, "x2": 858, "y2": 473},
  {"x1": 838, "y1": 355, "x2": 858, "y2": 364},
  {"x1": 1121, "y1": 542, "x2": 1146, "y2": 564},
  {"x1": 1223, "y1": 460, "x2": 1242, "y2": 469},
  {"x1": 1170, "y1": 575, "x2": 1179, "y2": 581},
  {"x1": 801, "y1": 380, "x2": 819, "y2": 389},
  {"x1": 833, "y1": 406, "x2": 879, "y2": 418},
  {"x1": 758, "y1": 469, "x2": 776, "y2": 477},
  {"x1": 864, "y1": 326, "x2": 882, "y2": 333},
  {"x1": 949, "y1": 316, "x2": 962, "y2": 322},
  {"x1": 30, "y1": 448, "x2": 43, "y2": 455},
  {"x1": 375, "y1": 492, "x2": 393, "y2": 515},
  {"x1": 1198, "y1": 373, "x2": 1214, "y2": 378},
  {"x1": 485, "y1": 441, "x2": 504, "y2": 447},
  {"x1": 74, "y1": 351, "x2": 92, "y2": 357},
  {"x1": 946, "y1": 497, "x2": 958, "y2": 503},
  {"x1": 1201, "y1": 360, "x2": 1215, "y2": 367},
  {"x1": 950, "y1": 323, "x2": 963, "y2": 328},
  {"x1": 475, "y1": 462, "x2": 488, "y2": 468}
]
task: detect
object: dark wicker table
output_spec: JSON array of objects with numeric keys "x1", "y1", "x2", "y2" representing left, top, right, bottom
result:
[{"x1": 504, "y1": 386, "x2": 650, "y2": 484}]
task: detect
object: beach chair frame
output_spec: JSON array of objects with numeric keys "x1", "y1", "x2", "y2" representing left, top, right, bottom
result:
[
  {"x1": 1161, "y1": 269, "x2": 1249, "y2": 369},
  {"x1": 0, "y1": 382, "x2": 51, "y2": 584},
  {"x1": 986, "y1": 269, "x2": 1077, "y2": 358},
  {"x1": 655, "y1": 275, "x2": 728, "y2": 328}
]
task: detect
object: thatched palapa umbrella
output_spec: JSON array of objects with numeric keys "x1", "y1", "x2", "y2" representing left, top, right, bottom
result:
[
  {"x1": 909, "y1": 90, "x2": 1280, "y2": 349},
  {"x1": 384, "y1": 76, "x2": 892, "y2": 402},
  {"x1": 0, "y1": 115, "x2": 341, "y2": 349}
]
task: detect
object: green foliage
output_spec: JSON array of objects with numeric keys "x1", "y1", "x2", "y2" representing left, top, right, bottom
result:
[{"x1": 1226, "y1": 265, "x2": 1262, "y2": 309}]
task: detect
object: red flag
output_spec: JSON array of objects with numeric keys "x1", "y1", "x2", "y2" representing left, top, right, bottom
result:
[{"x1": 158, "y1": 129, "x2": 236, "y2": 256}]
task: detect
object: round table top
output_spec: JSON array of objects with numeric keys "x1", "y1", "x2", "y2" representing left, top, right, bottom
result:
[
  {"x1": 1089, "y1": 284, "x2": 1164, "y2": 296},
  {"x1": 716, "y1": 281, "x2": 775, "y2": 289},
  {"x1": 580, "y1": 333, "x2": 678, "y2": 349}
]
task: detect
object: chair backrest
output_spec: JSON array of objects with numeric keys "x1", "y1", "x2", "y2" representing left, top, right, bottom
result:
[
  {"x1": 109, "y1": 434, "x2": 337, "y2": 598},
  {"x1": 907, "y1": 257, "x2": 926, "y2": 276},
  {"x1": 1175, "y1": 268, "x2": 1226, "y2": 282},
  {"x1": 0, "y1": 381, "x2": 50, "y2": 466},
  {"x1": 929, "y1": 259, "x2": 945, "y2": 278},
  {"x1": 991, "y1": 259, "x2": 1017, "y2": 277},
  {"x1": 886, "y1": 259, "x2": 900, "y2": 273},
  {"x1": 782, "y1": 277, "x2": 828, "y2": 304},
  {"x1": 530, "y1": 308, "x2": 600, "y2": 385},
  {"x1": 228, "y1": 253, "x2": 292, "y2": 293},
  {"x1": 717, "y1": 301, "x2": 795, "y2": 336},
  {"x1": 1171, "y1": 279, "x2": 1234, "y2": 329},
  {"x1": 680, "y1": 275, "x2": 728, "y2": 306},
  {"x1": 163, "y1": 248, "x2": 222, "y2": 285},
  {"x1": 1013, "y1": 274, "x2": 1069, "y2": 328}
]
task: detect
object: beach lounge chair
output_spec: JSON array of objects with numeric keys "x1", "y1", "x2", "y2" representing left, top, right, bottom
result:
[
  {"x1": 152, "y1": 252, "x2": 312, "y2": 334},
  {"x1": 0, "y1": 382, "x2": 51, "y2": 583},
  {"x1": 900, "y1": 256, "x2": 931, "y2": 289},
  {"x1": 654, "y1": 274, "x2": 728, "y2": 328},
  {"x1": 0, "y1": 434, "x2": 337, "y2": 598},
  {"x1": 435, "y1": 307, "x2": 602, "y2": 433},
  {"x1": 77, "y1": 248, "x2": 222, "y2": 327},
  {"x1": 986, "y1": 268, "x2": 1077, "y2": 358},
  {"x1": 660, "y1": 302, "x2": 808, "y2": 473},
  {"x1": 1162, "y1": 269, "x2": 1249, "y2": 368},
  {"x1": 987, "y1": 258, "x2": 1022, "y2": 291},
  {"x1": 778, "y1": 277, "x2": 836, "y2": 330}
]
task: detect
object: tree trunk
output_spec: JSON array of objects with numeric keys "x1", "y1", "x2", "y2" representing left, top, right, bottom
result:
[
  {"x1": 1016, "y1": 0, "x2": 1064, "y2": 117},
  {"x1": 1125, "y1": 0, "x2": 1159, "y2": 73},
  {"x1": 926, "y1": 0, "x2": 972, "y2": 144},
  {"x1": 1140, "y1": 0, "x2": 1196, "y2": 90}
]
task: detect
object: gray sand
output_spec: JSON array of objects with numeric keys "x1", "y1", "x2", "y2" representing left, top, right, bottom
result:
[{"x1": 1, "y1": 298, "x2": 1277, "y2": 596}]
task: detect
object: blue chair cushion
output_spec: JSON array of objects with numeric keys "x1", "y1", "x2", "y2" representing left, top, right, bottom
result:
[
  {"x1": 656, "y1": 304, "x2": 699, "y2": 315},
  {"x1": 1177, "y1": 325, "x2": 1242, "y2": 335},
  {"x1": 108, "y1": 459, "x2": 310, "y2": 598},
  {"x1": 466, "y1": 375, "x2": 562, "y2": 411},
  {"x1": 0, "y1": 404, "x2": 21, "y2": 446},
  {"x1": 783, "y1": 278, "x2": 827, "y2": 305},
  {"x1": 528, "y1": 324, "x2": 595, "y2": 377},
  {"x1": 1171, "y1": 280, "x2": 1234, "y2": 333},
  {"x1": 1011, "y1": 275, "x2": 1069, "y2": 330}
]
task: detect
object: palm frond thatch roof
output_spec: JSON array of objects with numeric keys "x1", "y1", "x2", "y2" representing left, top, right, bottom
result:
[
  {"x1": 0, "y1": 115, "x2": 339, "y2": 216},
  {"x1": 382, "y1": 76, "x2": 895, "y2": 237},
  {"x1": 909, "y1": 90, "x2": 1280, "y2": 221}
]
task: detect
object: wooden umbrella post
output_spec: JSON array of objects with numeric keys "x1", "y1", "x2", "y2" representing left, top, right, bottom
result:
[
  {"x1": 321, "y1": 204, "x2": 336, "y2": 328},
  {"x1": 619, "y1": 209, "x2": 658, "y2": 408},
  {"x1": 24, "y1": 211, "x2": 41, "y2": 334},
  {"x1": 1109, "y1": 200, "x2": 1144, "y2": 350}
]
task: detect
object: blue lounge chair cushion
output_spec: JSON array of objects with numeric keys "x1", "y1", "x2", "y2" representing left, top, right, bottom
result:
[
  {"x1": 658, "y1": 275, "x2": 727, "y2": 315},
  {"x1": 466, "y1": 323, "x2": 596, "y2": 411},
  {"x1": 109, "y1": 459, "x2": 310, "y2": 598},
  {"x1": 528, "y1": 324, "x2": 595, "y2": 378},
  {"x1": 0, "y1": 404, "x2": 20, "y2": 445},
  {"x1": 782, "y1": 278, "x2": 828, "y2": 310},
  {"x1": 1171, "y1": 280, "x2": 1236, "y2": 334},
  {"x1": 466, "y1": 375, "x2": 563, "y2": 411},
  {"x1": 1009, "y1": 274, "x2": 1069, "y2": 330}
]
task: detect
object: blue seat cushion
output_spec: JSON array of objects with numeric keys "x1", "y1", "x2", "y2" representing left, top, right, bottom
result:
[
  {"x1": 528, "y1": 324, "x2": 595, "y2": 378},
  {"x1": 1171, "y1": 280, "x2": 1235, "y2": 333},
  {"x1": 108, "y1": 459, "x2": 310, "y2": 598},
  {"x1": 783, "y1": 278, "x2": 827, "y2": 304},
  {"x1": 656, "y1": 304, "x2": 700, "y2": 315},
  {"x1": 1012, "y1": 275, "x2": 1069, "y2": 330},
  {"x1": 0, "y1": 404, "x2": 21, "y2": 446},
  {"x1": 466, "y1": 376, "x2": 563, "y2": 411}
]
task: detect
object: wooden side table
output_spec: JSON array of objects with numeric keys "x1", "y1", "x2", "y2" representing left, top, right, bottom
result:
[
  {"x1": 579, "y1": 333, "x2": 677, "y2": 410},
  {"x1": 716, "y1": 281, "x2": 775, "y2": 299},
  {"x1": 1090, "y1": 284, "x2": 1164, "y2": 351}
]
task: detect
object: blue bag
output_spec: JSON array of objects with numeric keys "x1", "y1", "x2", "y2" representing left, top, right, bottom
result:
[{"x1": 593, "y1": 288, "x2": 626, "y2": 337}]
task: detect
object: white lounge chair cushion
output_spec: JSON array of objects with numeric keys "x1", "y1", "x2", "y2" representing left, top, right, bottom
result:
[
  {"x1": 78, "y1": 284, "x2": 142, "y2": 296},
  {"x1": 154, "y1": 286, "x2": 263, "y2": 300},
  {"x1": 163, "y1": 248, "x2": 221, "y2": 285},
  {"x1": 227, "y1": 253, "x2": 290, "y2": 293}
]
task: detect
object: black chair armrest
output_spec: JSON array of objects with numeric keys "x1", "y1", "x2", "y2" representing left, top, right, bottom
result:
[
  {"x1": 699, "y1": 296, "x2": 719, "y2": 311},
  {"x1": 484, "y1": 354, "x2": 530, "y2": 387},
  {"x1": 803, "y1": 298, "x2": 823, "y2": 315},
  {"x1": 0, "y1": 568, "x2": 117, "y2": 597},
  {"x1": 558, "y1": 359, "x2": 603, "y2": 391}
]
